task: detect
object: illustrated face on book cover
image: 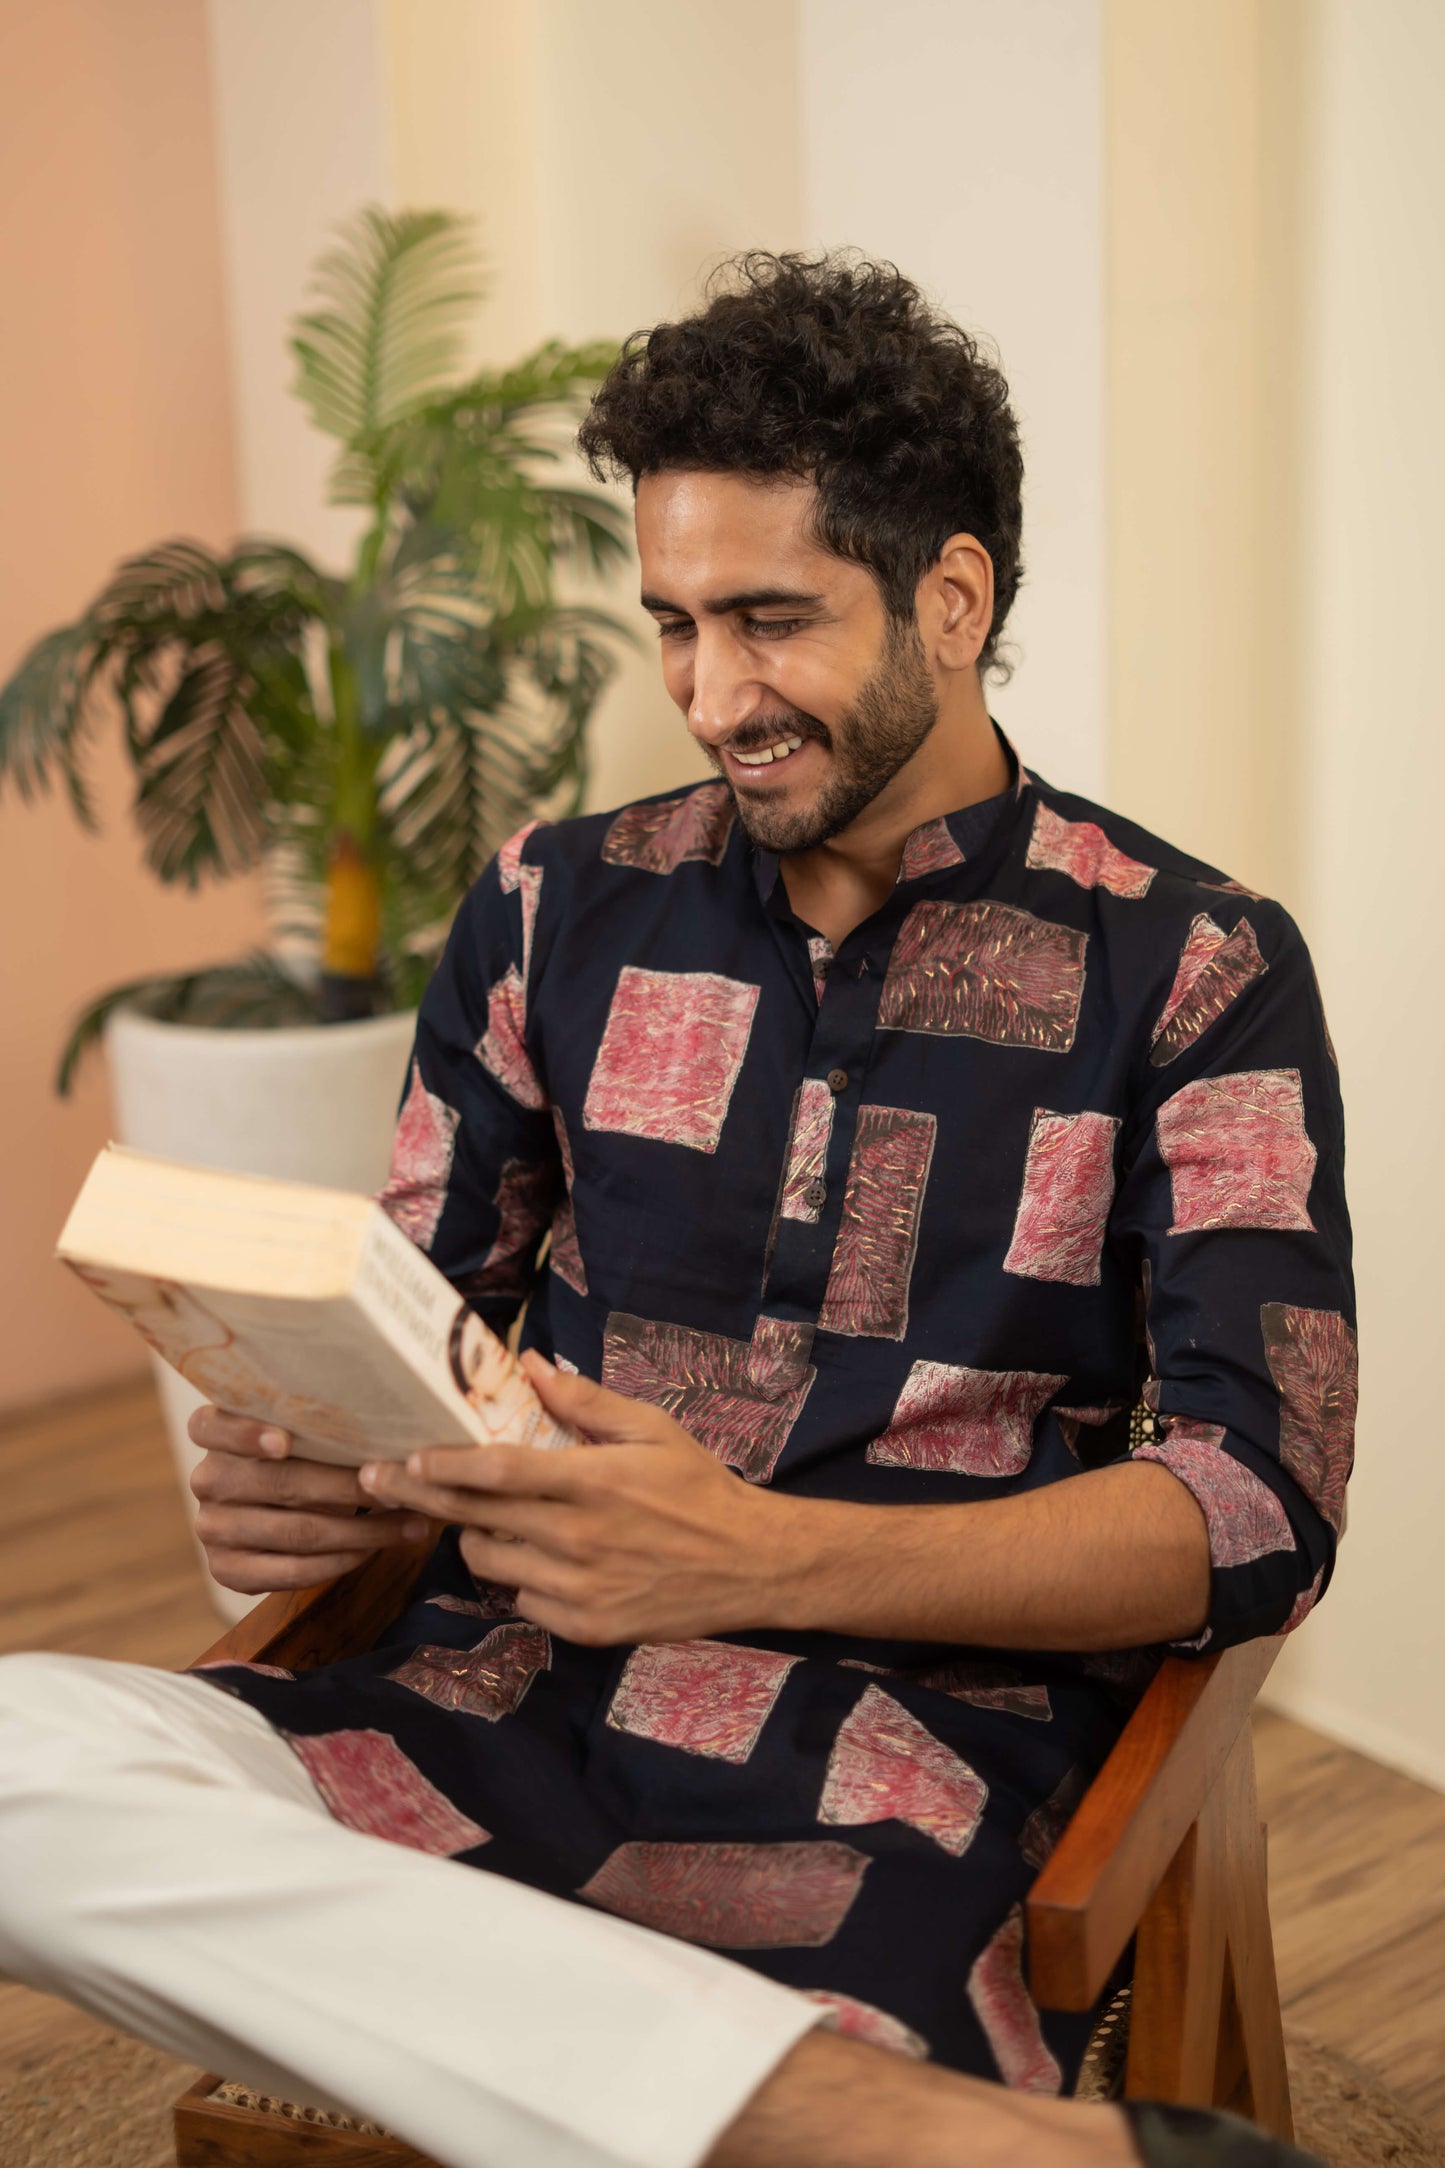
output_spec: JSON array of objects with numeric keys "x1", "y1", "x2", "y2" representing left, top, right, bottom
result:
[
  {"x1": 446, "y1": 1304, "x2": 577, "y2": 1452},
  {"x1": 448, "y1": 1306, "x2": 512, "y2": 1408}
]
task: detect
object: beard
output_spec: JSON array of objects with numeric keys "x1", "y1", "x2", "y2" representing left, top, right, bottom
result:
[{"x1": 711, "y1": 617, "x2": 940, "y2": 855}]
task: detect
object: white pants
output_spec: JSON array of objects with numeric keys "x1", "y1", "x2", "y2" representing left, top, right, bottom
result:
[{"x1": 0, "y1": 1653, "x2": 820, "y2": 2168}]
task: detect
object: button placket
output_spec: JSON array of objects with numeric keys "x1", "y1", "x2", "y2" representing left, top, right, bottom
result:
[{"x1": 764, "y1": 937, "x2": 886, "y2": 1321}]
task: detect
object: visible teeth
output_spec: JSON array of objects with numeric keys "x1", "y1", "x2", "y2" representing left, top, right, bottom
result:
[{"x1": 734, "y1": 735, "x2": 805, "y2": 767}]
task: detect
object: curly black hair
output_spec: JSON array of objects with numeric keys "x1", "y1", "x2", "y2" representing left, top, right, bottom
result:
[{"x1": 578, "y1": 252, "x2": 1023, "y2": 675}]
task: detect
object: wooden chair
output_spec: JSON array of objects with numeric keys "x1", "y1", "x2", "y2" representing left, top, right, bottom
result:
[{"x1": 171, "y1": 1538, "x2": 1293, "y2": 2165}]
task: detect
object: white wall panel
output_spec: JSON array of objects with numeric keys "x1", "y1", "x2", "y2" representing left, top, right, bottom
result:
[{"x1": 799, "y1": 0, "x2": 1107, "y2": 796}]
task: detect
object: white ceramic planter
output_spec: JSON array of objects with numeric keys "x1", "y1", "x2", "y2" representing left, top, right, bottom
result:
[{"x1": 105, "y1": 1006, "x2": 417, "y2": 1622}]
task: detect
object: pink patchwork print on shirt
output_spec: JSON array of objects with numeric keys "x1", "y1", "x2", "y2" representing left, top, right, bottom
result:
[
  {"x1": 602, "y1": 1311, "x2": 815, "y2": 1483},
  {"x1": 1150, "y1": 914, "x2": 1268, "y2": 1066},
  {"x1": 806, "y1": 935, "x2": 834, "y2": 1005},
  {"x1": 497, "y1": 821, "x2": 546, "y2": 986},
  {"x1": 1025, "y1": 802, "x2": 1155, "y2": 899},
  {"x1": 1260, "y1": 1302, "x2": 1357, "y2": 1533},
  {"x1": 898, "y1": 816, "x2": 966, "y2": 881},
  {"x1": 836, "y1": 1657, "x2": 1052, "y2": 1722},
  {"x1": 476, "y1": 965, "x2": 546, "y2": 1110},
  {"x1": 1157, "y1": 1069, "x2": 1317, "y2": 1234},
  {"x1": 1018, "y1": 1766, "x2": 1088, "y2": 1872},
  {"x1": 467, "y1": 1157, "x2": 554, "y2": 1300},
  {"x1": 376, "y1": 1061, "x2": 461, "y2": 1252},
  {"x1": 910, "y1": 1660, "x2": 1052, "y2": 1721},
  {"x1": 820, "y1": 1685, "x2": 988, "y2": 1856},
  {"x1": 817, "y1": 1106, "x2": 936, "y2": 1339},
  {"x1": 1003, "y1": 1110, "x2": 1120, "y2": 1285},
  {"x1": 496, "y1": 819, "x2": 546, "y2": 893},
  {"x1": 1284, "y1": 1564, "x2": 1326, "y2": 1631},
  {"x1": 549, "y1": 1109, "x2": 587, "y2": 1295},
  {"x1": 878, "y1": 900, "x2": 1087, "y2": 1050},
  {"x1": 776, "y1": 1078, "x2": 835, "y2": 1225},
  {"x1": 967, "y1": 1905, "x2": 1062, "y2": 2092},
  {"x1": 584, "y1": 967, "x2": 760, "y2": 1152},
  {"x1": 867, "y1": 1360, "x2": 1068, "y2": 1477},
  {"x1": 601, "y1": 782, "x2": 736, "y2": 873},
  {"x1": 1054, "y1": 1404, "x2": 1127, "y2": 1457},
  {"x1": 745, "y1": 1314, "x2": 815, "y2": 1401},
  {"x1": 1135, "y1": 1421, "x2": 1296, "y2": 1568},
  {"x1": 284, "y1": 1729, "x2": 489, "y2": 1855},
  {"x1": 387, "y1": 1623, "x2": 551, "y2": 1721},
  {"x1": 606, "y1": 1640, "x2": 800, "y2": 1762},
  {"x1": 580, "y1": 1839, "x2": 870, "y2": 1948},
  {"x1": 426, "y1": 1587, "x2": 517, "y2": 1623},
  {"x1": 807, "y1": 1990, "x2": 929, "y2": 2060},
  {"x1": 516, "y1": 861, "x2": 543, "y2": 986}
]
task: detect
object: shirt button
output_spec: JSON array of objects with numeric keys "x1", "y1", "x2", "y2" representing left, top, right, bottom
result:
[
  {"x1": 827, "y1": 1068, "x2": 849, "y2": 1094},
  {"x1": 803, "y1": 1179, "x2": 828, "y2": 1211}
]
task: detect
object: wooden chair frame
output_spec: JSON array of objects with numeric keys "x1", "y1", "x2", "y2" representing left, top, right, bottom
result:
[{"x1": 172, "y1": 1540, "x2": 1293, "y2": 2165}]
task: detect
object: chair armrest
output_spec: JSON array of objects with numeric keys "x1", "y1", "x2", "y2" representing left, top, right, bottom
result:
[
  {"x1": 1027, "y1": 1636, "x2": 1283, "y2": 2011},
  {"x1": 184, "y1": 1527, "x2": 443, "y2": 1675}
]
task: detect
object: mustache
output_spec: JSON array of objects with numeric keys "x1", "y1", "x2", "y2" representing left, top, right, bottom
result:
[{"x1": 723, "y1": 711, "x2": 831, "y2": 756}]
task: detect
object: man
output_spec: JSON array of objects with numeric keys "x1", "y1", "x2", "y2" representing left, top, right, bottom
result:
[{"x1": 0, "y1": 256, "x2": 1347, "y2": 2168}]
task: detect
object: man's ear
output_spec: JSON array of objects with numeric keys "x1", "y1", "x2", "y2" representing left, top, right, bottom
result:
[{"x1": 919, "y1": 533, "x2": 995, "y2": 674}]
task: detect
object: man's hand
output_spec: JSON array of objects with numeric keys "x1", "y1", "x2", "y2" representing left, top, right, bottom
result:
[
  {"x1": 357, "y1": 1353, "x2": 792, "y2": 1646},
  {"x1": 187, "y1": 1407, "x2": 432, "y2": 1595}
]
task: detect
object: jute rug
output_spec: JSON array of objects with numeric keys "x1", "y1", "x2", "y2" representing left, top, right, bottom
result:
[{"x1": 0, "y1": 2022, "x2": 1439, "y2": 2167}]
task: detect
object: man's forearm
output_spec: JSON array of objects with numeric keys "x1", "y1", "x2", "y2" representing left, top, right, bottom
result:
[{"x1": 759, "y1": 1460, "x2": 1211, "y2": 1649}]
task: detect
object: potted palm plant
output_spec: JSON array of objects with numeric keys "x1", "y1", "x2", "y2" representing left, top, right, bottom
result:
[{"x1": 0, "y1": 207, "x2": 627, "y2": 1611}]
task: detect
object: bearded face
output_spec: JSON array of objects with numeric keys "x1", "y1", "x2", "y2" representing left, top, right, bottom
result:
[{"x1": 707, "y1": 616, "x2": 941, "y2": 855}]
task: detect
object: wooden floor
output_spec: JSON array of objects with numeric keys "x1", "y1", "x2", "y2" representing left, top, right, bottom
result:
[{"x1": 1, "y1": 1377, "x2": 1443, "y2": 2139}]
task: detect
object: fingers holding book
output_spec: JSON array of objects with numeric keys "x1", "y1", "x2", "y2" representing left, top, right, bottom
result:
[{"x1": 188, "y1": 1401, "x2": 429, "y2": 1595}]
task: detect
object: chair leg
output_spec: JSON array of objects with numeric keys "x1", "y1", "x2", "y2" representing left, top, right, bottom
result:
[
  {"x1": 1125, "y1": 1726, "x2": 1293, "y2": 2141},
  {"x1": 1217, "y1": 1746, "x2": 1293, "y2": 2140},
  {"x1": 1125, "y1": 1797, "x2": 1229, "y2": 2104}
]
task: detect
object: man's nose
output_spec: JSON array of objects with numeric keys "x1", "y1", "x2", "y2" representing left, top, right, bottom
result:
[{"x1": 687, "y1": 630, "x2": 763, "y2": 746}]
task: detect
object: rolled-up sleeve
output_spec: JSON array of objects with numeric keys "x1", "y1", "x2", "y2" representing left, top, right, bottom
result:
[{"x1": 1111, "y1": 899, "x2": 1356, "y2": 1652}]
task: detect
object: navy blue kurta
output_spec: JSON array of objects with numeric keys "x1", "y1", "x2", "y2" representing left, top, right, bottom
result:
[{"x1": 209, "y1": 751, "x2": 1355, "y2": 2089}]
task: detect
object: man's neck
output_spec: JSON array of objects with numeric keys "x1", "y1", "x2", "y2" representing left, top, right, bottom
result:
[{"x1": 778, "y1": 685, "x2": 1010, "y2": 949}]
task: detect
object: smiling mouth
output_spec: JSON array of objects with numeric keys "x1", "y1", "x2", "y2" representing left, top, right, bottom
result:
[{"x1": 727, "y1": 733, "x2": 808, "y2": 769}]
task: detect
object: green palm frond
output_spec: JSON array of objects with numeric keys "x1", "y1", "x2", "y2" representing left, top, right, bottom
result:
[
  {"x1": 2, "y1": 202, "x2": 633, "y2": 1084},
  {"x1": 0, "y1": 623, "x2": 107, "y2": 826},
  {"x1": 375, "y1": 335, "x2": 622, "y2": 555},
  {"x1": 469, "y1": 339, "x2": 622, "y2": 415},
  {"x1": 94, "y1": 539, "x2": 228, "y2": 627},
  {"x1": 536, "y1": 486, "x2": 632, "y2": 577},
  {"x1": 130, "y1": 646, "x2": 270, "y2": 885},
  {"x1": 292, "y1": 209, "x2": 484, "y2": 503}
]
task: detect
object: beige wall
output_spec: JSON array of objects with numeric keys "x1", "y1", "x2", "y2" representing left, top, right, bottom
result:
[
  {"x1": 384, "y1": 0, "x2": 804, "y2": 817},
  {"x1": 0, "y1": 0, "x2": 262, "y2": 1412},
  {"x1": 800, "y1": 0, "x2": 1108, "y2": 799},
  {"x1": 1262, "y1": 0, "x2": 1445, "y2": 1788},
  {"x1": 1104, "y1": 0, "x2": 1307, "y2": 904},
  {"x1": 1105, "y1": 0, "x2": 1445, "y2": 1786},
  {"x1": 206, "y1": 0, "x2": 391, "y2": 558}
]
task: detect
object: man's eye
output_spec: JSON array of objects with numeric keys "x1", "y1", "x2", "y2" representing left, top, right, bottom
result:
[
  {"x1": 655, "y1": 620, "x2": 694, "y2": 641},
  {"x1": 744, "y1": 618, "x2": 805, "y2": 639}
]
